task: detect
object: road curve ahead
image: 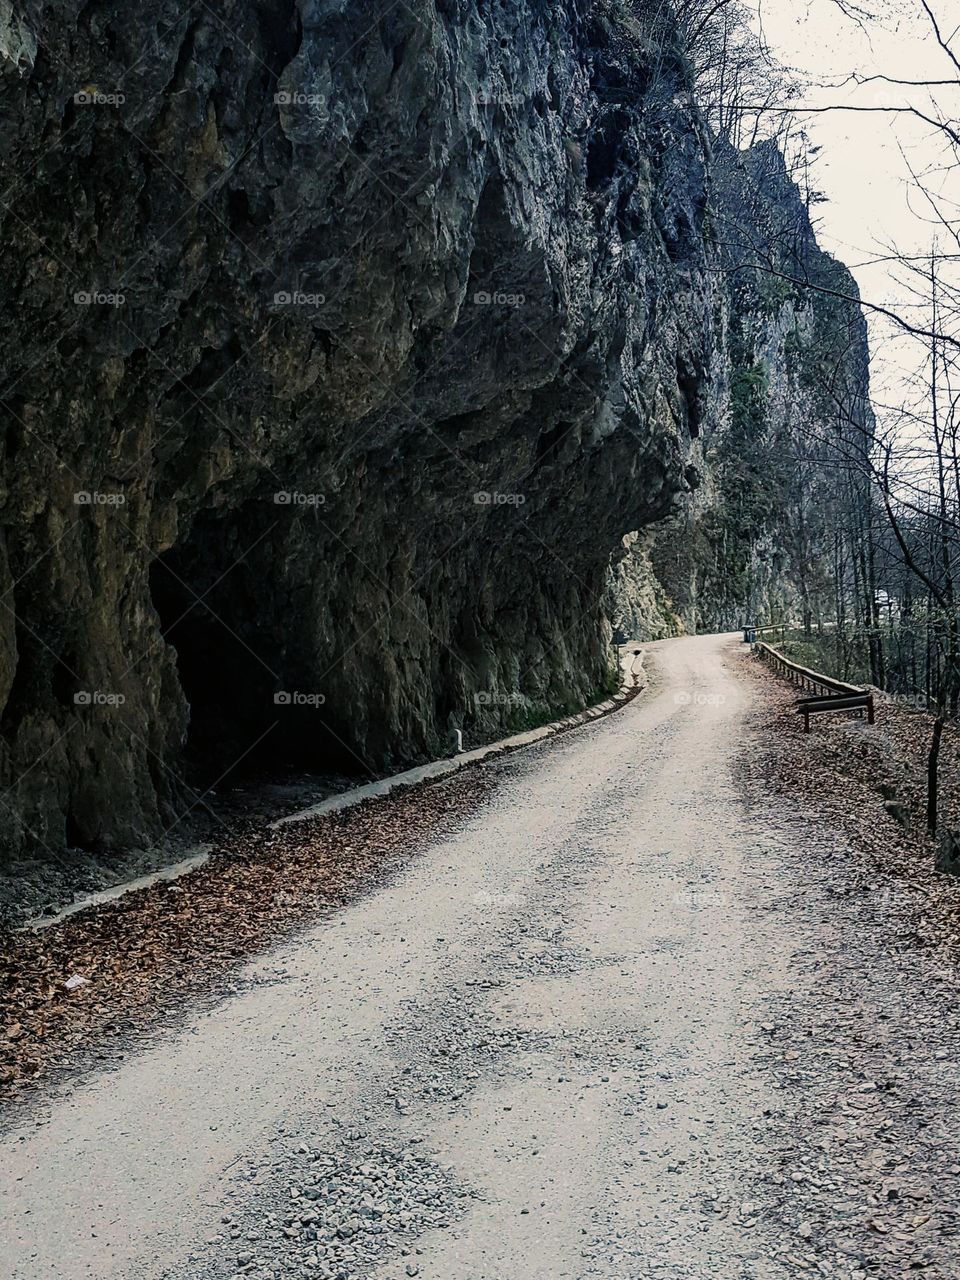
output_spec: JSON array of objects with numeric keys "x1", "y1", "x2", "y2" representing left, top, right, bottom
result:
[{"x1": 3, "y1": 632, "x2": 958, "y2": 1280}]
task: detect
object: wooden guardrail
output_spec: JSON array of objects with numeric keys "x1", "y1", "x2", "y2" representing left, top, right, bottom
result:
[{"x1": 755, "y1": 641, "x2": 875, "y2": 732}]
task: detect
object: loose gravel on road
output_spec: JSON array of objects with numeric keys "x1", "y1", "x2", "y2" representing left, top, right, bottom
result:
[
  {"x1": 183, "y1": 1139, "x2": 471, "y2": 1280},
  {"x1": 3, "y1": 634, "x2": 960, "y2": 1280}
]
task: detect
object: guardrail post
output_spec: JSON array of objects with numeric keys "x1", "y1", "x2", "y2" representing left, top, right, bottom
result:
[{"x1": 762, "y1": 638, "x2": 873, "y2": 733}]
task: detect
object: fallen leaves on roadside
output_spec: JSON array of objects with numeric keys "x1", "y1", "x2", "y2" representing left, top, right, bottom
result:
[
  {"x1": 0, "y1": 770, "x2": 496, "y2": 1102},
  {"x1": 740, "y1": 650, "x2": 960, "y2": 972}
]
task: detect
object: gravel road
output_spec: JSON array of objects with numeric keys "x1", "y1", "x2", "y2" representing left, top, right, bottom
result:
[{"x1": 3, "y1": 632, "x2": 959, "y2": 1280}]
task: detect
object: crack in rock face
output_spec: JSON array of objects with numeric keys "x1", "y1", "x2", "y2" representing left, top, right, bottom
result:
[{"x1": 0, "y1": 1, "x2": 715, "y2": 861}]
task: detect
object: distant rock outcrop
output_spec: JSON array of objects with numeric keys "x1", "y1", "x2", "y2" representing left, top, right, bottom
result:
[{"x1": 614, "y1": 140, "x2": 874, "y2": 636}]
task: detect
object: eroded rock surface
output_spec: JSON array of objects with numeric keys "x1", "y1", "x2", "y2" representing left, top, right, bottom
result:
[{"x1": 0, "y1": 2, "x2": 714, "y2": 857}]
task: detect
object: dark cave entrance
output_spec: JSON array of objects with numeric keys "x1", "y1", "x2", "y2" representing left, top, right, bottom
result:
[
  {"x1": 149, "y1": 543, "x2": 366, "y2": 793},
  {"x1": 148, "y1": 552, "x2": 278, "y2": 784},
  {"x1": 586, "y1": 112, "x2": 626, "y2": 191}
]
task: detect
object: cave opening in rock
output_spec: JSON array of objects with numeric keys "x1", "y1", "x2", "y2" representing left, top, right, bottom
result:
[
  {"x1": 64, "y1": 811, "x2": 98, "y2": 854},
  {"x1": 149, "y1": 552, "x2": 276, "y2": 784},
  {"x1": 149, "y1": 542, "x2": 366, "y2": 795},
  {"x1": 586, "y1": 109, "x2": 627, "y2": 190}
]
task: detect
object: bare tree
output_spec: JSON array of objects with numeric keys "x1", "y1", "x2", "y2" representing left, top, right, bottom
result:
[{"x1": 705, "y1": 0, "x2": 960, "y2": 853}]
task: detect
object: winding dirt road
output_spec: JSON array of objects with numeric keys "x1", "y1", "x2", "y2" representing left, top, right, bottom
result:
[{"x1": 3, "y1": 633, "x2": 959, "y2": 1280}]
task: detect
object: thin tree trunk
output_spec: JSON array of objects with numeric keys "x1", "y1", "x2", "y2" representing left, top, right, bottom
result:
[{"x1": 928, "y1": 715, "x2": 945, "y2": 838}]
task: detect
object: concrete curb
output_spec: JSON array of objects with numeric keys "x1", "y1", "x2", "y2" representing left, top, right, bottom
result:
[
  {"x1": 273, "y1": 648, "x2": 646, "y2": 830},
  {"x1": 19, "y1": 848, "x2": 215, "y2": 932},
  {"x1": 20, "y1": 649, "x2": 646, "y2": 932}
]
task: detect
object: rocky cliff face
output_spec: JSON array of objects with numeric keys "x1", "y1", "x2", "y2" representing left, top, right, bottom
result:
[
  {"x1": 606, "y1": 530, "x2": 685, "y2": 642},
  {"x1": 612, "y1": 139, "x2": 874, "y2": 637},
  {"x1": 0, "y1": 1, "x2": 716, "y2": 859}
]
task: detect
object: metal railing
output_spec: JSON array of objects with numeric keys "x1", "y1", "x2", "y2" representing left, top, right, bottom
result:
[
  {"x1": 755, "y1": 641, "x2": 875, "y2": 731},
  {"x1": 743, "y1": 623, "x2": 787, "y2": 645}
]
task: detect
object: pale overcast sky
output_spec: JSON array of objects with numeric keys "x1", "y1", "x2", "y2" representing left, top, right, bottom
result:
[{"x1": 754, "y1": 0, "x2": 957, "y2": 409}]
